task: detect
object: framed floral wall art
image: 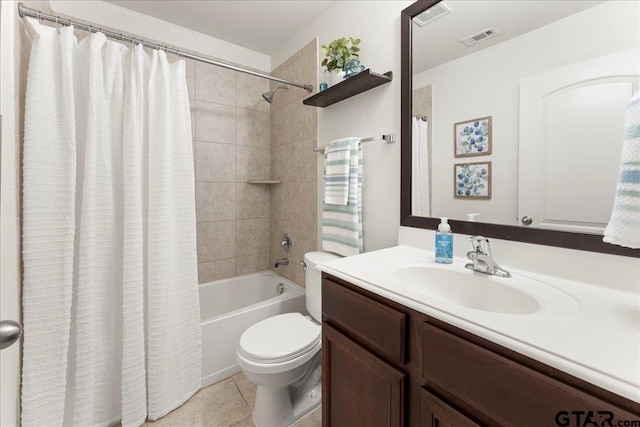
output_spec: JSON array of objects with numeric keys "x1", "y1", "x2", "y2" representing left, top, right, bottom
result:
[
  {"x1": 454, "y1": 162, "x2": 492, "y2": 199},
  {"x1": 454, "y1": 116, "x2": 492, "y2": 157}
]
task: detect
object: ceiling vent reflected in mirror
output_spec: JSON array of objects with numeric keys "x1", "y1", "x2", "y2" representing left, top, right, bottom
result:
[
  {"x1": 460, "y1": 27, "x2": 500, "y2": 46},
  {"x1": 413, "y1": 2, "x2": 452, "y2": 27}
]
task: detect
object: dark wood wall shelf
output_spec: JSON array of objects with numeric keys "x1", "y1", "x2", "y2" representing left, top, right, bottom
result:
[{"x1": 303, "y1": 69, "x2": 392, "y2": 108}]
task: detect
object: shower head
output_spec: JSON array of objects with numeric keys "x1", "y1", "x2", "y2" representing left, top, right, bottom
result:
[{"x1": 262, "y1": 85, "x2": 289, "y2": 103}]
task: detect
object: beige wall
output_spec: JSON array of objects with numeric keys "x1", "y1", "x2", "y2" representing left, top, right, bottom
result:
[
  {"x1": 412, "y1": 84, "x2": 433, "y2": 163},
  {"x1": 269, "y1": 39, "x2": 318, "y2": 287},
  {"x1": 192, "y1": 40, "x2": 319, "y2": 287},
  {"x1": 189, "y1": 59, "x2": 274, "y2": 284},
  {"x1": 412, "y1": 85, "x2": 432, "y2": 122},
  {"x1": 412, "y1": 84, "x2": 432, "y2": 215}
]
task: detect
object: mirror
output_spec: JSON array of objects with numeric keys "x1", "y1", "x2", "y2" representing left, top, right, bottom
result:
[{"x1": 400, "y1": 0, "x2": 640, "y2": 257}]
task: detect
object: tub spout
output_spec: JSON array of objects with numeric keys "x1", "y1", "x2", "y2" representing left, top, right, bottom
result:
[{"x1": 274, "y1": 258, "x2": 289, "y2": 268}]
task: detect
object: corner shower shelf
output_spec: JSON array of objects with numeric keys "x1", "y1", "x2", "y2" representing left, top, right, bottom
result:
[
  {"x1": 303, "y1": 69, "x2": 393, "y2": 108},
  {"x1": 247, "y1": 180, "x2": 282, "y2": 184}
]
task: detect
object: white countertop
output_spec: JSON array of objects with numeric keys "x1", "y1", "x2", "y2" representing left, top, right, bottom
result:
[{"x1": 317, "y1": 245, "x2": 640, "y2": 404}]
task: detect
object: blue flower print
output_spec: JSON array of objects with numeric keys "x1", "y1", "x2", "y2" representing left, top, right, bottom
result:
[
  {"x1": 456, "y1": 118, "x2": 490, "y2": 155},
  {"x1": 455, "y1": 163, "x2": 490, "y2": 197}
]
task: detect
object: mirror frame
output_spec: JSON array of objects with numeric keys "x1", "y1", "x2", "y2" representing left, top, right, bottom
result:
[{"x1": 400, "y1": 0, "x2": 639, "y2": 258}]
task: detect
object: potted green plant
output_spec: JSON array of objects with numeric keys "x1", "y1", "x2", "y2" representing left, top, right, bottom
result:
[{"x1": 321, "y1": 37, "x2": 361, "y2": 85}]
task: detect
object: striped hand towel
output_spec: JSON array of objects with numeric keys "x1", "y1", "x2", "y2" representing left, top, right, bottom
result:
[
  {"x1": 322, "y1": 137, "x2": 363, "y2": 256},
  {"x1": 323, "y1": 138, "x2": 353, "y2": 205},
  {"x1": 603, "y1": 90, "x2": 640, "y2": 248}
]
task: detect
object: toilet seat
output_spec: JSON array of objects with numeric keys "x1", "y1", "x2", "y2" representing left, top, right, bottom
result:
[{"x1": 238, "y1": 313, "x2": 320, "y2": 364}]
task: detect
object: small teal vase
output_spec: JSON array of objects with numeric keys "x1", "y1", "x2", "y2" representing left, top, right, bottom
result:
[{"x1": 344, "y1": 60, "x2": 365, "y2": 79}]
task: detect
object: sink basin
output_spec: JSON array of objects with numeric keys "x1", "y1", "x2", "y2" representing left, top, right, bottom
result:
[
  {"x1": 393, "y1": 265, "x2": 539, "y2": 314},
  {"x1": 382, "y1": 258, "x2": 580, "y2": 315},
  {"x1": 617, "y1": 305, "x2": 640, "y2": 332}
]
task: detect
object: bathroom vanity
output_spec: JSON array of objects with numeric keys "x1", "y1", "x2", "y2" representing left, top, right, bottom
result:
[{"x1": 319, "y1": 246, "x2": 640, "y2": 427}]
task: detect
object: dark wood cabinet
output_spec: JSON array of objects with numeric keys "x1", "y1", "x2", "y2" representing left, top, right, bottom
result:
[
  {"x1": 323, "y1": 277, "x2": 406, "y2": 364},
  {"x1": 420, "y1": 389, "x2": 480, "y2": 427},
  {"x1": 422, "y1": 323, "x2": 639, "y2": 426},
  {"x1": 321, "y1": 273, "x2": 640, "y2": 427},
  {"x1": 322, "y1": 323, "x2": 405, "y2": 427}
]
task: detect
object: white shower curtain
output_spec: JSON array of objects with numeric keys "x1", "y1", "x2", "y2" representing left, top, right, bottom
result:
[
  {"x1": 21, "y1": 19, "x2": 201, "y2": 427},
  {"x1": 412, "y1": 117, "x2": 430, "y2": 217}
]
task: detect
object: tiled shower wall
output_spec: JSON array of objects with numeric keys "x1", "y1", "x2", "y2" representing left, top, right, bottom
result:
[
  {"x1": 269, "y1": 40, "x2": 319, "y2": 287},
  {"x1": 187, "y1": 60, "x2": 273, "y2": 284},
  {"x1": 191, "y1": 39, "x2": 318, "y2": 286}
]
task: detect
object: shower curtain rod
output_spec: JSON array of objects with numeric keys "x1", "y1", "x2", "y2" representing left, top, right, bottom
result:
[{"x1": 17, "y1": 3, "x2": 314, "y2": 93}]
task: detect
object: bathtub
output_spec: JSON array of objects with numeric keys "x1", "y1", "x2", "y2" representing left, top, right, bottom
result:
[{"x1": 200, "y1": 270, "x2": 307, "y2": 387}]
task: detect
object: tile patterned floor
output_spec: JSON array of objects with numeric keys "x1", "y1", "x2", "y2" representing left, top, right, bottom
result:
[{"x1": 143, "y1": 373, "x2": 321, "y2": 427}]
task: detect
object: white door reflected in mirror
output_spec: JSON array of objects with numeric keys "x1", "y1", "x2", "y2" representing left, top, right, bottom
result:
[{"x1": 519, "y1": 49, "x2": 638, "y2": 234}]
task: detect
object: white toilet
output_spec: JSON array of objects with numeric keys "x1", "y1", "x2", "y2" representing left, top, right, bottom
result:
[{"x1": 236, "y1": 251, "x2": 340, "y2": 427}]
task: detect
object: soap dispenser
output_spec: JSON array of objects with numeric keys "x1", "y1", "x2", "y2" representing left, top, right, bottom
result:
[{"x1": 435, "y1": 217, "x2": 453, "y2": 264}]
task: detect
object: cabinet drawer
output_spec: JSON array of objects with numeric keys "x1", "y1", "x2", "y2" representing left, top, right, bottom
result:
[
  {"x1": 422, "y1": 322, "x2": 638, "y2": 426},
  {"x1": 323, "y1": 277, "x2": 406, "y2": 363}
]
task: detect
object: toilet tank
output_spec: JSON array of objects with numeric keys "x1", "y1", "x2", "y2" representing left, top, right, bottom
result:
[{"x1": 304, "y1": 251, "x2": 341, "y2": 322}]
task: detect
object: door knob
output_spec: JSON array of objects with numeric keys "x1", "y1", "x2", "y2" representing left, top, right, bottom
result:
[
  {"x1": 521, "y1": 216, "x2": 533, "y2": 226},
  {"x1": 0, "y1": 320, "x2": 22, "y2": 350}
]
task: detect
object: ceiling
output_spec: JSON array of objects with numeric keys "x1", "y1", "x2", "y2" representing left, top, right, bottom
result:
[
  {"x1": 103, "y1": 1, "x2": 604, "y2": 67},
  {"x1": 412, "y1": 0, "x2": 604, "y2": 74},
  {"x1": 105, "y1": 0, "x2": 333, "y2": 56}
]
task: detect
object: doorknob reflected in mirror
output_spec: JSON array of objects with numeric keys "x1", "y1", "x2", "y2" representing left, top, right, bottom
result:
[
  {"x1": 0, "y1": 320, "x2": 22, "y2": 350},
  {"x1": 521, "y1": 216, "x2": 533, "y2": 226}
]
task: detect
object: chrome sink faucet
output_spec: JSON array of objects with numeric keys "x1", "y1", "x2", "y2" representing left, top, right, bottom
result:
[{"x1": 465, "y1": 236, "x2": 511, "y2": 278}]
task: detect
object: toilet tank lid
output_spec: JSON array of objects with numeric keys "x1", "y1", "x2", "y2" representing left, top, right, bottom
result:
[{"x1": 304, "y1": 251, "x2": 341, "y2": 267}]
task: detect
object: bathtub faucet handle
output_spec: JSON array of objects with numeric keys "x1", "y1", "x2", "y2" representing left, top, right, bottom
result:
[{"x1": 281, "y1": 233, "x2": 293, "y2": 253}]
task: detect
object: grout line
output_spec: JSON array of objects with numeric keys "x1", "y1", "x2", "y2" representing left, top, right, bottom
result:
[{"x1": 231, "y1": 374, "x2": 253, "y2": 412}]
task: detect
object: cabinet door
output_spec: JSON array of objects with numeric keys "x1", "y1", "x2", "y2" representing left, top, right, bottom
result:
[
  {"x1": 421, "y1": 389, "x2": 481, "y2": 427},
  {"x1": 323, "y1": 323, "x2": 405, "y2": 427}
]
